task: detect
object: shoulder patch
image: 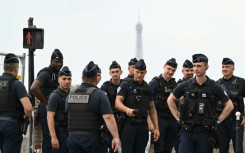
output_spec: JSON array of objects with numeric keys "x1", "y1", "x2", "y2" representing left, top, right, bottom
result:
[
  {"x1": 117, "y1": 87, "x2": 121, "y2": 93},
  {"x1": 224, "y1": 91, "x2": 228, "y2": 96}
]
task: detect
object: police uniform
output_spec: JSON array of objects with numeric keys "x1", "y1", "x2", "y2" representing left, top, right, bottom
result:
[
  {"x1": 216, "y1": 58, "x2": 245, "y2": 153},
  {"x1": 149, "y1": 58, "x2": 178, "y2": 153},
  {"x1": 117, "y1": 59, "x2": 152, "y2": 153},
  {"x1": 33, "y1": 49, "x2": 63, "y2": 153},
  {"x1": 0, "y1": 54, "x2": 30, "y2": 153},
  {"x1": 47, "y1": 66, "x2": 71, "y2": 153},
  {"x1": 101, "y1": 80, "x2": 122, "y2": 111},
  {"x1": 67, "y1": 61, "x2": 113, "y2": 153},
  {"x1": 171, "y1": 54, "x2": 230, "y2": 153},
  {"x1": 177, "y1": 59, "x2": 193, "y2": 84},
  {"x1": 100, "y1": 61, "x2": 123, "y2": 153}
]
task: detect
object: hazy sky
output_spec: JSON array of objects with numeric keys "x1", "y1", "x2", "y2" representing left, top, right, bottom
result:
[{"x1": 0, "y1": 0, "x2": 245, "y2": 87}]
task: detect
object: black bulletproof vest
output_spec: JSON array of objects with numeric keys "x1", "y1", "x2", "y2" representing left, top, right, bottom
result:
[
  {"x1": 37, "y1": 66, "x2": 59, "y2": 98},
  {"x1": 179, "y1": 79, "x2": 217, "y2": 127},
  {"x1": 152, "y1": 75, "x2": 177, "y2": 118},
  {"x1": 124, "y1": 79, "x2": 151, "y2": 118},
  {"x1": 217, "y1": 76, "x2": 244, "y2": 115},
  {"x1": 102, "y1": 79, "x2": 123, "y2": 110},
  {"x1": 53, "y1": 88, "x2": 68, "y2": 128},
  {"x1": 67, "y1": 87, "x2": 103, "y2": 132},
  {"x1": 0, "y1": 75, "x2": 22, "y2": 112}
]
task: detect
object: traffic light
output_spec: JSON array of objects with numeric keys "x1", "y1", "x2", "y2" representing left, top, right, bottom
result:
[{"x1": 23, "y1": 28, "x2": 44, "y2": 49}]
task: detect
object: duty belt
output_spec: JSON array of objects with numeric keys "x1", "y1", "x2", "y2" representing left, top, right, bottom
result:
[
  {"x1": 127, "y1": 117, "x2": 147, "y2": 124},
  {"x1": 181, "y1": 123, "x2": 210, "y2": 132},
  {"x1": 0, "y1": 116, "x2": 19, "y2": 123},
  {"x1": 69, "y1": 131, "x2": 100, "y2": 137}
]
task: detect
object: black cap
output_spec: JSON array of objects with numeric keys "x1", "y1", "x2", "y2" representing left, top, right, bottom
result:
[
  {"x1": 183, "y1": 59, "x2": 193, "y2": 68},
  {"x1": 165, "y1": 58, "x2": 178, "y2": 68},
  {"x1": 96, "y1": 64, "x2": 101, "y2": 73},
  {"x1": 51, "y1": 49, "x2": 63, "y2": 60},
  {"x1": 4, "y1": 53, "x2": 19, "y2": 64},
  {"x1": 192, "y1": 54, "x2": 208, "y2": 63},
  {"x1": 135, "y1": 59, "x2": 146, "y2": 71},
  {"x1": 82, "y1": 61, "x2": 98, "y2": 78},
  {"x1": 59, "y1": 66, "x2": 72, "y2": 76},
  {"x1": 109, "y1": 61, "x2": 121, "y2": 69},
  {"x1": 128, "y1": 58, "x2": 138, "y2": 66},
  {"x1": 222, "y1": 58, "x2": 234, "y2": 65}
]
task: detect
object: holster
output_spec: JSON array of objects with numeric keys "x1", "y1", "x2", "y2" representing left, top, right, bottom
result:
[
  {"x1": 208, "y1": 128, "x2": 219, "y2": 150},
  {"x1": 100, "y1": 125, "x2": 109, "y2": 143},
  {"x1": 21, "y1": 116, "x2": 30, "y2": 135}
]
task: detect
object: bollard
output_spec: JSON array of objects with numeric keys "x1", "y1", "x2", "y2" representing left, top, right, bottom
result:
[{"x1": 235, "y1": 111, "x2": 241, "y2": 153}]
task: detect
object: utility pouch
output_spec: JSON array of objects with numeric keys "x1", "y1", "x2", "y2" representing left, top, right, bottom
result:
[{"x1": 179, "y1": 101, "x2": 188, "y2": 121}]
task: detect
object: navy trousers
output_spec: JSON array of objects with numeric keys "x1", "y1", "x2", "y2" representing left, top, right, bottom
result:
[
  {"x1": 179, "y1": 130, "x2": 210, "y2": 153},
  {"x1": 38, "y1": 105, "x2": 52, "y2": 153},
  {"x1": 67, "y1": 134, "x2": 107, "y2": 153},
  {"x1": 154, "y1": 117, "x2": 178, "y2": 153},
  {"x1": 121, "y1": 119, "x2": 149, "y2": 153},
  {"x1": 0, "y1": 120, "x2": 23, "y2": 153},
  {"x1": 217, "y1": 116, "x2": 244, "y2": 153}
]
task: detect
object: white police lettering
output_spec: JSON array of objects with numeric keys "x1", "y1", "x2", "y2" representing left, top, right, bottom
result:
[
  {"x1": 0, "y1": 80, "x2": 8, "y2": 90},
  {"x1": 117, "y1": 87, "x2": 121, "y2": 93},
  {"x1": 68, "y1": 94, "x2": 89, "y2": 103}
]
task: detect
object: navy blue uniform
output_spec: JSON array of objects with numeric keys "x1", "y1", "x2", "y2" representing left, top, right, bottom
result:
[
  {"x1": 0, "y1": 73, "x2": 28, "y2": 153},
  {"x1": 47, "y1": 87, "x2": 69, "y2": 153},
  {"x1": 217, "y1": 76, "x2": 245, "y2": 153},
  {"x1": 36, "y1": 67, "x2": 59, "y2": 153},
  {"x1": 177, "y1": 78, "x2": 188, "y2": 84},
  {"x1": 117, "y1": 79, "x2": 152, "y2": 153},
  {"x1": 67, "y1": 83, "x2": 113, "y2": 153},
  {"x1": 100, "y1": 80, "x2": 122, "y2": 153},
  {"x1": 173, "y1": 77, "x2": 229, "y2": 153},
  {"x1": 149, "y1": 75, "x2": 178, "y2": 153},
  {"x1": 124, "y1": 75, "x2": 133, "y2": 80}
]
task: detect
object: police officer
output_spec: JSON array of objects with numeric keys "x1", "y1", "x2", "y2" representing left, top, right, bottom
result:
[
  {"x1": 100, "y1": 61, "x2": 123, "y2": 153},
  {"x1": 31, "y1": 49, "x2": 63, "y2": 152},
  {"x1": 177, "y1": 59, "x2": 194, "y2": 84},
  {"x1": 175, "y1": 59, "x2": 193, "y2": 153},
  {"x1": 167, "y1": 54, "x2": 234, "y2": 153},
  {"x1": 96, "y1": 64, "x2": 102, "y2": 83},
  {"x1": 149, "y1": 58, "x2": 178, "y2": 153},
  {"x1": 216, "y1": 58, "x2": 245, "y2": 153},
  {"x1": 47, "y1": 66, "x2": 72, "y2": 153},
  {"x1": 124, "y1": 57, "x2": 138, "y2": 80},
  {"x1": 67, "y1": 61, "x2": 120, "y2": 153},
  {"x1": 116, "y1": 59, "x2": 160, "y2": 153},
  {"x1": 0, "y1": 53, "x2": 32, "y2": 153}
]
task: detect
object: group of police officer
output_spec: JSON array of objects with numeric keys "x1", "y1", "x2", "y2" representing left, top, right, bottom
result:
[{"x1": 0, "y1": 51, "x2": 245, "y2": 153}]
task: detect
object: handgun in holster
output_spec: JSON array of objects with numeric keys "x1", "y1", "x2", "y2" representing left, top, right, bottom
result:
[{"x1": 21, "y1": 115, "x2": 30, "y2": 135}]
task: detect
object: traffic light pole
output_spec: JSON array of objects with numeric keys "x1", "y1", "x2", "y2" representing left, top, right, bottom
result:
[{"x1": 28, "y1": 17, "x2": 36, "y2": 153}]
